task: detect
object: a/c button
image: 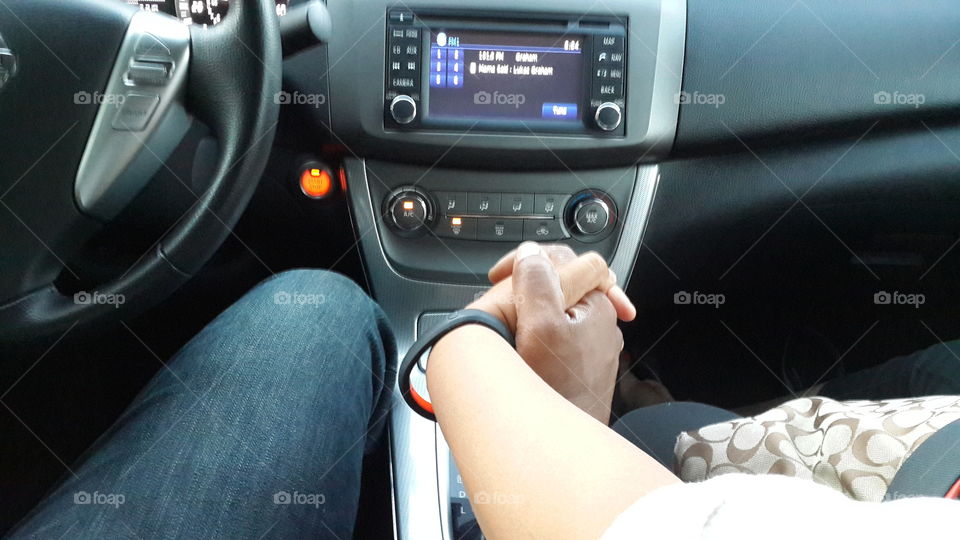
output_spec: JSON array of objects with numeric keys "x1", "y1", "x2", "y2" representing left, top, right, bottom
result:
[{"x1": 477, "y1": 219, "x2": 522, "y2": 242}]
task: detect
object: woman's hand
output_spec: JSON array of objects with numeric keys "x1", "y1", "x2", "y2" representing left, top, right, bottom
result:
[
  {"x1": 487, "y1": 243, "x2": 636, "y2": 322},
  {"x1": 469, "y1": 242, "x2": 628, "y2": 422},
  {"x1": 468, "y1": 243, "x2": 634, "y2": 332}
]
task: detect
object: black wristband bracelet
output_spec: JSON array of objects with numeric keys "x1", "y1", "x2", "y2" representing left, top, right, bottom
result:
[{"x1": 398, "y1": 309, "x2": 515, "y2": 421}]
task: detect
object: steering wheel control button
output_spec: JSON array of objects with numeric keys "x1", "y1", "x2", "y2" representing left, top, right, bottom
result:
[
  {"x1": 126, "y1": 60, "x2": 170, "y2": 86},
  {"x1": 594, "y1": 102, "x2": 622, "y2": 132},
  {"x1": 467, "y1": 192, "x2": 500, "y2": 215},
  {"x1": 503, "y1": 193, "x2": 535, "y2": 215},
  {"x1": 523, "y1": 219, "x2": 565, "y2": 241},
  {"x1": 74, "y1": 11, "x2": 190, "y2": 221},
  {"x1": 111, "y1": 93, "x2": 160, "y2": 131},
  {"x1": 477, "y1": 218, "x2": 522, "y2": 242},
  {"x1": 389, "y1": 94, "x2": 417, "y2": 125},
  {"x1": 436, "y1": 216, "x2": 477, "y2": 240}
]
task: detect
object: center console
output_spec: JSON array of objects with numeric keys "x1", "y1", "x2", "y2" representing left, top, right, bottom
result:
[{"x1": 325, "y1": 0, "x2": 686, "y2": 537}]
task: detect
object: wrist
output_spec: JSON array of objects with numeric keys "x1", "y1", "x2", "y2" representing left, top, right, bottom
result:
[
  {"x1": 429, "y1": 324, "x2": 499, "y2": 372},
  {"x1": 427, "y1": 324, "x2": 510, "y2": 411},
  {"x1": 465, "y1": 298, "x2": 510, "y2": 329},
  {"x1": 400, "y1": 310, "x2": 515, "y2": 421}
]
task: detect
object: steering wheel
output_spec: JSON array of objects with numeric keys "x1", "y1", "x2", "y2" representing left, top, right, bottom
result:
[{"x1": 0, "y1": 0, "x2": 281, "y2": 340}]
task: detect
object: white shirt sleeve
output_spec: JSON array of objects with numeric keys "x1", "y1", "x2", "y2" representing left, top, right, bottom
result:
[{"x1": 601, "y1": 474, "x2": 958, "y2": 540}]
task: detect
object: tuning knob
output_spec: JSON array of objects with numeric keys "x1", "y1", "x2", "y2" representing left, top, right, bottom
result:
[
  {"x1": 390, "y1": 95, "x2": 417, "y2": 125},
  {"x1": 594, "y1": 102, "x2": 622, "y2": 131}
]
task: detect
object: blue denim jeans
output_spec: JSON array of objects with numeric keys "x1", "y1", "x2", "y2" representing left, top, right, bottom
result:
[{"x1": 9, "y1": 270, "x2": 397, "y2": 539}]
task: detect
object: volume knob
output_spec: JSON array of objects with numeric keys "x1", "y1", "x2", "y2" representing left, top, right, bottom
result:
[
  {"x1": 594, "y1": 102, "x2": 622, "y2": 131},
  {"x1": 390, "y1": 95, "x2": 417, "y2": 125}
]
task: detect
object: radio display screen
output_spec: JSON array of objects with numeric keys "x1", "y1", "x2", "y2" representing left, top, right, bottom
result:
[{"x1": 424, "y1": 29, "x2": 585, "y2": 124}]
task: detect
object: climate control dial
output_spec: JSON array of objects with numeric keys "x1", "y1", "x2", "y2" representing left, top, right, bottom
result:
[
  {"x1": 385, "y1": 187, "x2": 434, "y2": 236},
  {"x1": 565, "y1": 190, "x2": 617, "y2": 242}
]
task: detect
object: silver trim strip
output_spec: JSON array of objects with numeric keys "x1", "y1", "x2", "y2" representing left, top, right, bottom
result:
[{"x1": 610, "y1": 165, "x2": 660, "y2": 287}]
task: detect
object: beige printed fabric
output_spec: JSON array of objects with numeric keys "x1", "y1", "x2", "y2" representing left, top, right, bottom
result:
[{"x1": 674, "y1": 396, "x2": 960, "y2": 502}]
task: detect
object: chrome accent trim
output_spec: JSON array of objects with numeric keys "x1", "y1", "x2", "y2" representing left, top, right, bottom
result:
[
  {"x1": 74, "y1": 11, "x2": 191, "y2": 221},
  {"x1": 610, "y1": 165, "x2": 660, "y2": 289},
  {"x1": 436, "y1": 424, "x2": 453, "y2": 539},
  {"x1": 441, "y1": 213, "x2": 554, "y2": 220}
]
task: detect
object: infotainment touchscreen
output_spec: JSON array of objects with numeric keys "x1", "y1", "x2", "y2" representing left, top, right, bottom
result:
[{"x1": 425, "y1": 29, "x2": 585, "y2": 124}]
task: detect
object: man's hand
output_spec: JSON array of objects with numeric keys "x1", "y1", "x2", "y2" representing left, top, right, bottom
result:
[
  {"x1": 469, "y1": 244, "x2": 634, "y2": 332},
  {"x1": 488, "y1": 244, "x2": 636, "y2": 322},
  {"x1": 470, "y1": 242, "x2": 626, "y2": 423}
]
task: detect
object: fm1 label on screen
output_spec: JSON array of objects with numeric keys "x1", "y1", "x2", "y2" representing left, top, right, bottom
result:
[{"x1": 426, "y1": 30, "x2": 584, "y2": 123}]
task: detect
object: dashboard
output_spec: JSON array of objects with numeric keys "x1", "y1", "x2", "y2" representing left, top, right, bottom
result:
[{"x1": 125, "y1": 0, "x2": 291, "y2": 26}]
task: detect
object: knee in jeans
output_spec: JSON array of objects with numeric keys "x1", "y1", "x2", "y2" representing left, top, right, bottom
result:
[
  {"x1": 250, "y1": 268, "x2": 389, "y2": 368},
  {"x1": 257, "y1": 269, "x2": 375, "y2": 320}
]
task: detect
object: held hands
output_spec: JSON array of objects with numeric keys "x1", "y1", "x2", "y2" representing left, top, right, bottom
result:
[{"x1": 468, "y1": 243, "x2": 634, "y2": 423}]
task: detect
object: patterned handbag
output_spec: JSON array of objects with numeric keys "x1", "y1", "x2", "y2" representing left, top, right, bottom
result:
[{"x1": 674, "y1": 396, "x2": 960, "y2": 501}]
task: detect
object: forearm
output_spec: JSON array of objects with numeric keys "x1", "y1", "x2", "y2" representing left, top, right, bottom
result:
[{"x1": 427, "y1": 325, "x2": 679, "y2": 540}]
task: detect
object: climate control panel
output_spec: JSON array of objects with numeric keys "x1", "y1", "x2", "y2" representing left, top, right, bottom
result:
[{"x1": 382, "y1": 187, "x2": 616, "y2": 243}]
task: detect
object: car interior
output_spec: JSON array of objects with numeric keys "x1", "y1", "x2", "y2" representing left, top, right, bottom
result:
[{"x1": 2, "y1": 0, "x2": 960, "y2": 537}]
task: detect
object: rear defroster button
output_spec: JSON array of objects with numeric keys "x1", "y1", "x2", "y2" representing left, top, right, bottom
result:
[{"x1": 477, "y1": 218, "x2": 522, "y2": 242}]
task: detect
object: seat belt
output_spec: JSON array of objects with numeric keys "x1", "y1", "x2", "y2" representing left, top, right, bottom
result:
[{"x1": 885, "y1": 418, "x2": 960, "y2": 500}]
